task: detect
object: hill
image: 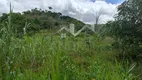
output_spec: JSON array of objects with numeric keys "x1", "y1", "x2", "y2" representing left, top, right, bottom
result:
[{"x1": 0, "y1": 8, "x2": 85, "y2": 37}]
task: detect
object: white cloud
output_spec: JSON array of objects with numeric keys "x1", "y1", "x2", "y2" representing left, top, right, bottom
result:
[
  {"x1": 0, "y1": 0, "x2": 120, "y2": 24},
  {"x1": 0, "y1": 0, "x2": 9, "y2": 14}
]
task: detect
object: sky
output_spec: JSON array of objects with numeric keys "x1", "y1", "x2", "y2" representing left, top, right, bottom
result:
[
  {"x1": 91, "y1": 0, "x2": 124, "y2": 4},
  {"x1": 0, "y1": 0, "x2": 125, "y2": 24}
]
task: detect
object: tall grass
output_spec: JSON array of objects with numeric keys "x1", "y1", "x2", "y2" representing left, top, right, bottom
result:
[{"x1": 0, "y1": 6, "x2": 137, "y2": 80}]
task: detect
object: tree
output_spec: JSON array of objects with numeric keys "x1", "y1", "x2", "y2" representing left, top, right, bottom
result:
[
  {"x1": 48, "y1": 6, "x2": 53, "y2": 10},
  {"x1": 106, "y1": 0, "x2": 142, "y2": 59},
  {"x1": 94, "y1": 9, "x2": 103, "y2": 33},
  {"x1": 0, "y1": 8, "x2": 85, "y2": 37}
]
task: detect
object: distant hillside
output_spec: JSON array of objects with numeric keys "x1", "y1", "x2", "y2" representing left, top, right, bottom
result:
[{"x1": 0, "y1": 8, "x2": 85, "y2": 37}]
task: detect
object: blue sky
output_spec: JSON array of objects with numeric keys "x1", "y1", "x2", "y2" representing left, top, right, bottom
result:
[
  {"x1": 91, "y1": 0, "x2": 125, "y2": 4},
  {"x1": 106, "y1": 0, "x2": 122, "y2": 4}
]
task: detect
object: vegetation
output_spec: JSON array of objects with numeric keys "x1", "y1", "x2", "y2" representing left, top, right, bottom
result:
[
  {"x1": 0, "y1": 0, "x2": 142, "y2": 79},
  {"x1": 105, "y1": 0, "x2": 142, "y2": 60},
  {"x1": 0, "y1": 8, "x2": 85, "y2": 37},
  {"x1": 105, "y1": 0, "x2": 142, "y2": 78}
]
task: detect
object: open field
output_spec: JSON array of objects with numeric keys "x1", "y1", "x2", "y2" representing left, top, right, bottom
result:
[
  {"x1": 1, "y1": 1, "x2": 142, "y2": 79},
  {"x1": 0, "y1": 31, "x2": 137, "y2": 80}
]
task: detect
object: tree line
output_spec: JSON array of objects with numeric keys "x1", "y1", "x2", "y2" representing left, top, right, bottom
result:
[{"x1": 0, "y1": 8, "x2": 85, "y2": 37}]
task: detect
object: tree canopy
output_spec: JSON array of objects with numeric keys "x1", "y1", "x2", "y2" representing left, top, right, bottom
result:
[
  {"x1": 0, "y1": 8, "x2": 85, "y2": 37},
  {"x1": 106, "y1": 0, "x2": 142, "y2": 59}
]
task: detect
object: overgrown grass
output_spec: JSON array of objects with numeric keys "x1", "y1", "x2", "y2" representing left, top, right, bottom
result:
[
  {"x1": 0, "y1": 32, "x2": 137, "y2": 80},
  {"x1": 0, "y1": 6, "x2": 137, "y2": 80}
]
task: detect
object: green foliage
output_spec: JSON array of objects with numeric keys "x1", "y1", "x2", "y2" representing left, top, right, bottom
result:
[
  {"x1": 0, "y1": 11, "x2": 136, "y2": 79},
  {"x1": 0, "y1": 4, "x2": 139, "y2": 80},
  {"x1": 0, "y1": 32, "x2": 136, "y2": 80},
  {"x1": 105, "y1": 0, "x2": 142, "y2": 60},
  {"x1": 0, "y1": 8, "x2": 85, "y2": 37}
]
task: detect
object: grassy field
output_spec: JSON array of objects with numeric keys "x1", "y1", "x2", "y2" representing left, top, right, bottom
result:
[
  {"x1": 0, "y1": 30, "x2": 137, "y2": 80},
  {"x1": 0, "y1": 8, "x2": 139, "y2": 80}
]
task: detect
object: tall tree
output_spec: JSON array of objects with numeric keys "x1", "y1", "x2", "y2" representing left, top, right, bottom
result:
[{"x1": 106, "y1": 0, "x2": 142, "y2": 59}]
